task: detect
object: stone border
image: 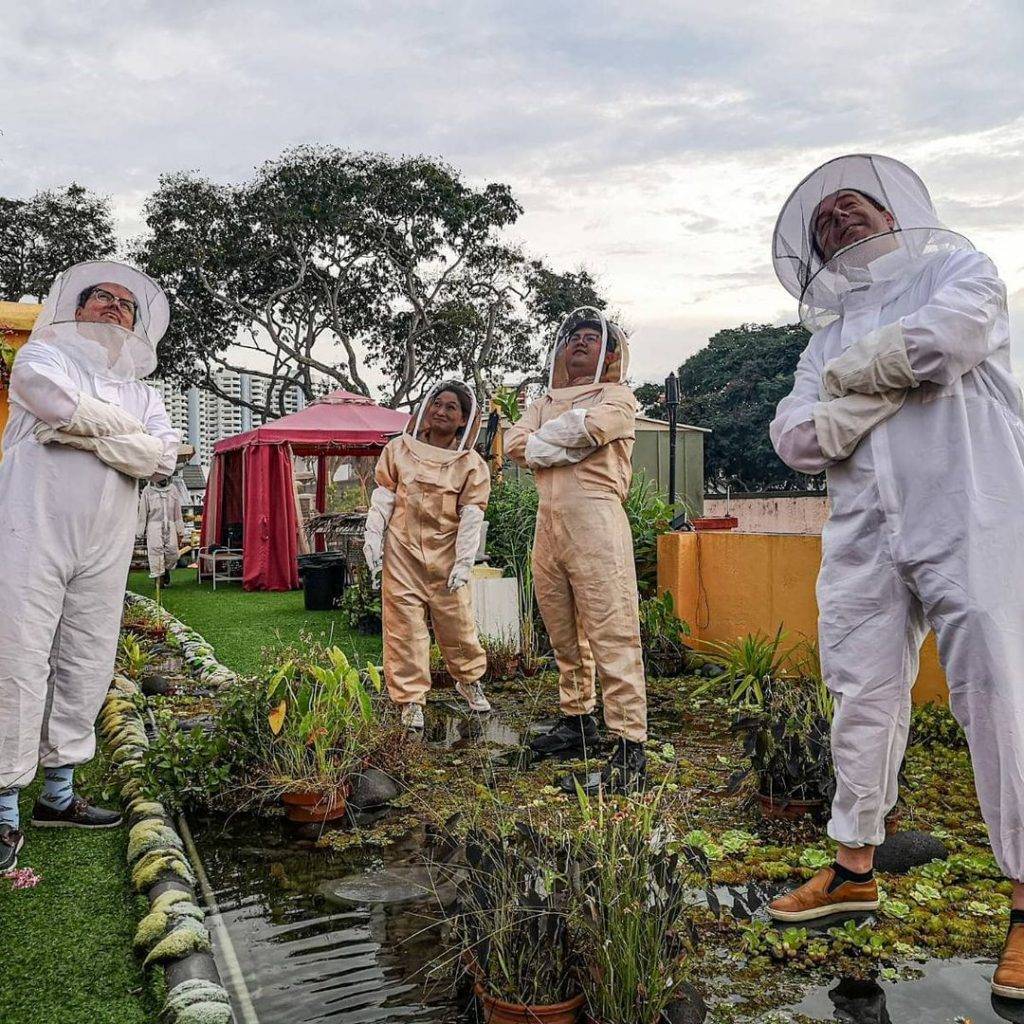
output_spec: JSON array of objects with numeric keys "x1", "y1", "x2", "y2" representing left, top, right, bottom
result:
[
  {"x1": 100, "y1": 593, "x2": 235, "y2": 1024},
  {"x1": 125, "y1": 592, "x2": 237, "y2": 689}
]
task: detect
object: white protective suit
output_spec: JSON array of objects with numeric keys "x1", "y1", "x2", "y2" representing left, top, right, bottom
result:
[
  {"x1": 0, "y1": 262, "x2": 178, "y2": 792},
  {"x1": 769, "y1": 156, "x2": 1024, "y2": 879},
  {"x1": 138, "y1": 480, "x2": 187, "y2": 578}
]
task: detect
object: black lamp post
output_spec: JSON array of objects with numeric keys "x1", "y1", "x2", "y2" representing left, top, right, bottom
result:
[{"x1": 665, "y1": 372, "x2": 679, "y2": 506}]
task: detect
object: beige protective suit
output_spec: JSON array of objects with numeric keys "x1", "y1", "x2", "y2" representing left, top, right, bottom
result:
[
  {"x1": 137, "y1": 480, "x2": 187, "y2": 578},
  {"x1": 367, "y1": 383, "x2": 490, "y2": 707},
  {"x1": 505, "y1": 309, "x2": 647, "y2": 743}
]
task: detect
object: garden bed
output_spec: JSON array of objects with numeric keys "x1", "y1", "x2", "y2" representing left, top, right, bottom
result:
[{"x1": 119, "y1": 595, "x2": 1013, "y2": 1024}]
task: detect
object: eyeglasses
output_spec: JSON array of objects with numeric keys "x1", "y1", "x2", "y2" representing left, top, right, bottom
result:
[{"x1": 89, "y1": 287, "x2": 138, "y2": 318}]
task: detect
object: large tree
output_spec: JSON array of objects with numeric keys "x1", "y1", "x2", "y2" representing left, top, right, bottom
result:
[
  {"x1": 658, "y1": 322, "x2": 819, "y2": 492},
  {"x1": 0, "y1": 184, "x2": 116, "y2": 302},
  {"x1": 136, "y1": 146, "x2": 604, "y2": 416}
]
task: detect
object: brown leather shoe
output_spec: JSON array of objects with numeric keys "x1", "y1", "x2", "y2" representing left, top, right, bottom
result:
[
  {"x1": 993, "y1": 924, "x2": 1024, "y2": 999},
  {"x1": 768, "y1": 867, "x2": 879, "y2": 922}
]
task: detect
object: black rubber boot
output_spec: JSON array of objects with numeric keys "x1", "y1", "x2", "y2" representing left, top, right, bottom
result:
[
  {"x1": 528, "y1": 714, "x2": 599, "y2": 759},
  {"x1": 600, "y1": 737, "x2": 647, "y2": 795},
  {"x1": 161, "y1": 570, "x2": 172, "y2": 587}
]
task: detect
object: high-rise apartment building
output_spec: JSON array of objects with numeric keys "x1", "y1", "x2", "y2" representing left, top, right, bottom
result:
[{"x1": 148, "y1": 370, "x2": 305, "y2": 466}]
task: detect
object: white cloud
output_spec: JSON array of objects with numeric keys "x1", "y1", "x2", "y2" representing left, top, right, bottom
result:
[{"x1": 1, "y1": 0, "x2": 1021, "y2": 381}]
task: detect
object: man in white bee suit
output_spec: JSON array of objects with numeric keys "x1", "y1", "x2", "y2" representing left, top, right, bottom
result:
[
  {"x1": 766, "y1": 155, "x2": 1024, "y2": 998},
  {"x1": 137, "y1": 476, "x2": 188, "y2": 585},
  {"x1": 0, "y1": 262, "x2": 178, "y2": 871}
]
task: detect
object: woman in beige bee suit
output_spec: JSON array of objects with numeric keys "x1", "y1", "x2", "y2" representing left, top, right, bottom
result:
[
  {"x1": 363, "y1": 381, "x2": 491, "y2": 730},
  {"x1": 505, "y1": 308, "x2": 647, "y2": 794}
]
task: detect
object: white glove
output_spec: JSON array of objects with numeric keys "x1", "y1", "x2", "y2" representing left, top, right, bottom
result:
[
  {"x1": 822, "y1": 321, "x2": 917, "y2": 398},
  {"x1": 813, "y1": 389, "x2": 907, "y2": 461},
  {"x1": 35, "y1": 425, "x2": 165, "y2": 479},
  {"x1": 363, "y1": 485, "x2": 396, "y2": 588},
  {"x1": 65, "y1": 393, "x2": 147, "y2": 438},
  {"x1": 524, "y1": 433, "x2": 597, "y2": 469},
  {"x1": 448, "y1": 505, "x2": 484, "y2": 592},
  {"x1": 535, "y1": 408, "x2": 595, "y2": 449}
]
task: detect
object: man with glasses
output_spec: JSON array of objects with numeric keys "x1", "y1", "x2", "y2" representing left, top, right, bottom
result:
[
  {"x1": 0, "y1": 262, "x2": 177, "y2": 872},
  {"x1": 769, "y1": 156, "x2": 1024, "y2": 999}
]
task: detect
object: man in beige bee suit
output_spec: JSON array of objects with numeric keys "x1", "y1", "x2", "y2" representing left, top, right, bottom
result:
[
  {"x1": 363, "y1": 381, "x2": 491, "y2": 730},
  {"x1": 505, "y1": 308, "x2": 647, "y2": 793}
]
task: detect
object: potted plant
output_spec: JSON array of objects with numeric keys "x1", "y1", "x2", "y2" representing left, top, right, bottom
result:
[
  {"x1": 567, "y1": 789, "x2": 703, "y2": 1024},
  {"x1": 122, "y1": 603, "x2": 169, "y2": 642},
  {"x1": 481, "y1": 635, "x2": 522, "y2": 683},
  {"x1": 263, "y1": 647, "x2": 382, "y2": 823},
  {"x1": 728, "y1": 672, "x2": 834, "y2": 820},
  {"x1": 340, "y1": 566, "x2": 382, "y2": 635},
  {"x1": 639, "y1": 592, "x2": 691, "y2": 678},
  {"x1": 448, "y1": 825, "x2": 584, "y2": 1023}
]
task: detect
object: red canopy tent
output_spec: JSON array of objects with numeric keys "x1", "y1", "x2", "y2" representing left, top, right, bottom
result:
[{"x1": 200, "y1": 390, "x2": 409, "y2": 591}]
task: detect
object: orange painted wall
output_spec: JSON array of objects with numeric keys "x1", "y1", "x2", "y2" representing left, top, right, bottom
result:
[
  {"x1": 0, "y1": 302, "x2": 43, "y2": 457},
  {"x1": 657, "y1": 530, "x2": 948, "y2": 706}
]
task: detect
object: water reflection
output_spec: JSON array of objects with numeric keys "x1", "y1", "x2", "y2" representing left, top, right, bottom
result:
[{"x1": 827, "y1": 978, "x2": 891, "y2": 1024}]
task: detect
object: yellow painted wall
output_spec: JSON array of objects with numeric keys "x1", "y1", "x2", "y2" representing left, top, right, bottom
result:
[
  {"x1": 0, "y1": 301, "x2": 43, "y2": 457},
  {"x1": 657, "y1": 530, "x2": 948, "y2": 706}
]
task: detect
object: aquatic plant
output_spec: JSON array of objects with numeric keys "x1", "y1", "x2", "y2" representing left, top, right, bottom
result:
[
  {"x1": 117, "y1": 635, "x2": 154, "y2": 681},
  {"x1": 640, "y1": 591, "x2": 692, "y2": 677},
  {"x1": 567, "y1": 787, "x2": 704, "y2": 1024},
  {"x1": 262, "y1": 647, "x2": 383, "y2": 798},
  {"x1": 910, "y1": 701, "x2": 967, "y2": 750},
  {"x1": 728, "y1": 674, "x2": 834, "y2": 807},
  {"x1": 446, "y1": 822, "x2": 582, "y2": 1005},
  {"x1": 694, "y1": 626, "x2": 793, "y2": 708}
]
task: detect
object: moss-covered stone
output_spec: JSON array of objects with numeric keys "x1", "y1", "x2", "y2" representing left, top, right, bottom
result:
[
  {"x1": 131, "y1": 850, "x2": 196, "y2": 892},
  {"x1": 151, "y1": 890, "x2": 192, "y2": 914},
  {"x1": 133, "y1": 909, "x2": 170, "y2": 954},
  {"x1": 128, "y1": 821, "x2": 184, "y2": 864},
  {"x1": 160, "y1": 979, "x2": 230, "y2": 1019},
  {"x1": 169, "y1": 1004, "x2": 232, "y2": 1024},
  {"x1": 142, "y1": 918, "x2": 211, "y2": 967}
]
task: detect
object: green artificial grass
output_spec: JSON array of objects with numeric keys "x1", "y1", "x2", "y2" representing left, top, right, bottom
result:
[
  {"x1": 128, "y1": 569, "x2": 382, "y2": 676},
  {"x1": 0, "y1": 759, "x2": 162, "y2": 1024}
]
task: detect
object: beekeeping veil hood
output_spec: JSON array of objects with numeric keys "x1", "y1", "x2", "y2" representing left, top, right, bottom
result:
[
  {"x1": 772, "y1": 154, "x2": 972, "y2": 330},
  {"x1": 406, "y1": 379, "x2": 482, "y2": 453},
  {"x1": 28, "y1": 260, "x2": 169, "y2": 381},
  {"x1": 547, "y1": 306, "x2": 629, "y2": 391}
]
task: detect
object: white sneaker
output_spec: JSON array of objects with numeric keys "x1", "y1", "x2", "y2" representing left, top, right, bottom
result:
[
  {"x1": 456, "y1": 681, "x2": 492, "y2": 713},
  {"x1": 400, "y1": 703, "x2": 424, "y2": 730}
]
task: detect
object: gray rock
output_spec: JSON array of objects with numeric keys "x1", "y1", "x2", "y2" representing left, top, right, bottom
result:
[
  {"x1": 347, "y1": 768, "x2": 400, "y2": 810},
  {"x1": 141, "y1": 674, "x2": 175, "y2": 696},
  {"x1": 664, "y1": 984, "x2": 707, "y2": 1024},
  {"x1": 874, "y1": 830, "x2": 948, "y2": 874}
]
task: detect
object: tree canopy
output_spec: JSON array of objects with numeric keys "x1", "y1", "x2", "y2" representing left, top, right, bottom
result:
[
  {"x1": 135, "y1": 146, "x2": 604, "y2": 416},
  {"x1": 0, "y1": 184, "x2": 116, "y2": 303},
  {"x1": 637, "y1": 322, "x2": 820, "y2": 492}
]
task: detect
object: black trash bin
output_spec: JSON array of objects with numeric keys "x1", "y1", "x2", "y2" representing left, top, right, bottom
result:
[{"x1": 299, "y1": 553, "x2": 347, "y2": 611}]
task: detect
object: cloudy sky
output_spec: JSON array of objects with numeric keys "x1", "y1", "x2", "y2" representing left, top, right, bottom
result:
[{"x1": 4, "y1": 0, "x2": 1023, "y2": 384}]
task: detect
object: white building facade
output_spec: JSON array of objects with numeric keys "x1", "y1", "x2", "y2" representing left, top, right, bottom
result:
[{"x1": 149, "y1": 370, "x2": 306, "y2": 466}]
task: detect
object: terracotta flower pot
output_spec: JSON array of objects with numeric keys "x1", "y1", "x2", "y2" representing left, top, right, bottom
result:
[
  {"x1": 474, "y1": 985, "x2": 584, "y2": 1024},
  {"x1": 281, "y1": 787, "x2": 349, "y2": 823},
  {"x1": 758, "y1": 792, "x2": 823, "y2": 821}
]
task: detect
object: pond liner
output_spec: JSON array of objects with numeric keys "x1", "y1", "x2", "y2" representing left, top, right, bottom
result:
[{"x1": 104, "y1": 595, "x2": 246, "y2": 1023}]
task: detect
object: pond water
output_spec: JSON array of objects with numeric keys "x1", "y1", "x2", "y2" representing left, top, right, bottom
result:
[{"x1": 189, "y1": 706, "x2": 1023, "y2": 1024}]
